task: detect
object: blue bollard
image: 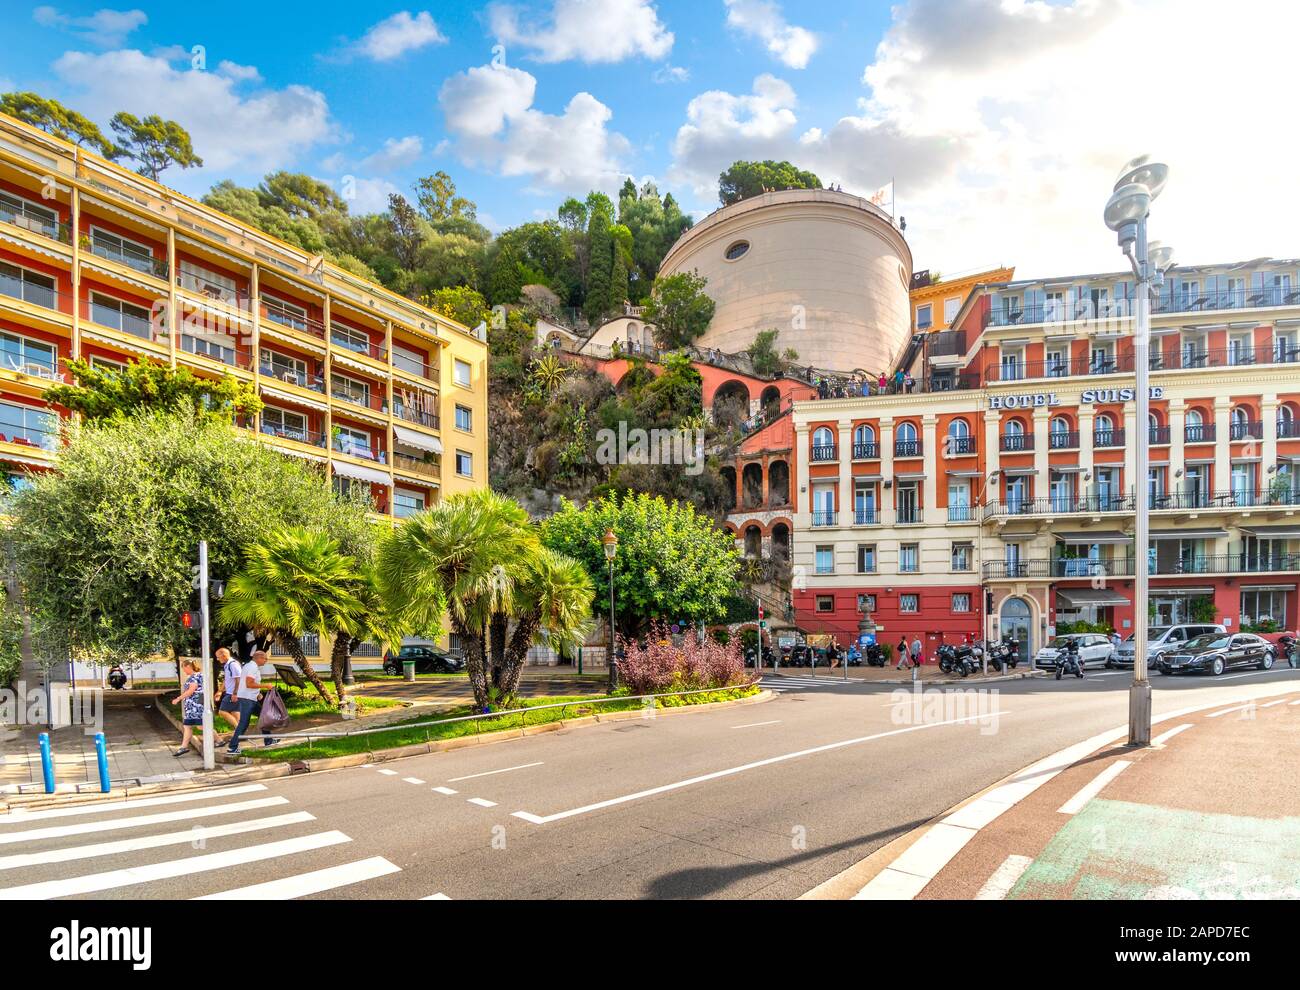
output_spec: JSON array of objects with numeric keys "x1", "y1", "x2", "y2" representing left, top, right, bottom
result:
[
  {"x1": 38, "y1": 732, "x2": 55, "y2": 794},
  {"x1": 94, "y1": 732, "x2": 111, "y2": 793}
]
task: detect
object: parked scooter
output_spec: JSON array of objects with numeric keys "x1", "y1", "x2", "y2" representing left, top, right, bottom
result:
[
  {"x1": 1280, "y1": 634, "x2": 1298, "y2": 669},
  {"x1": 863, "y1": 643, "x2": 888, "y2": 667},
  {"x1": 936, "y1": 643, "x2": 972, "y2": 677},
  {"x1": 1054, "y1": 638, "x2": 1085, "y2": 680}
]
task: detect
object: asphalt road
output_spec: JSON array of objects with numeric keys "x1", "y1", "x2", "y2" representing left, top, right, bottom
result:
[{"x1": 3, "y1": 665, "x2": 1298, "y2": 900}]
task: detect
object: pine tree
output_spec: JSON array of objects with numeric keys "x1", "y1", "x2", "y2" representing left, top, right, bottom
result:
[{"x1": 584, "y1": 213, "x2": 613, "y2": 324}]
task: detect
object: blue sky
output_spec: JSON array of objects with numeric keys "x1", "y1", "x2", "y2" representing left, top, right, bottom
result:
[{"x1": 3, "y1": 1, "x2": 1299, "y2": 277}]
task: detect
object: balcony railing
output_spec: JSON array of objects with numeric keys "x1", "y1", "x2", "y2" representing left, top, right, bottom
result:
[
  {"x1": 810, "y1": 444, "x2": 837, "y2": 462},
  {"x1": 1, "y1": 273, "x2": 60, "y2": 311},
  {"x1": 331, "y1": 386, "x2": 387, "y2": 413},
  {"x1": 0, "y1": 421, "x2": 59, "y2": 451},
  {"x1": 261, "y1": 298, "x2": 326, "y2": 339},
  {"x1": 85, "y1": 298, "x2": 156, "y2": 340},
  {"x1": 260, "y1": 364, "x2": 325, "y2": 393},
  {"x1": 947, "y1": 505, "x2": 976, "y2": 522},
  {"x1": 1183, "y1": 424, "x2": 1216, "y2": 443},
  {"x1": 0, "y1": 200, "x2": 70, "y2": 244},
  {"x1": 988, "y1": 553, "x2": 1300, "y2": 580},
  {"x1": 1149, "y1": 426, "x2": 1171, "y2": 445},
  {"x1": 894, "y1": 439, "x2": 923, "y2": 458},
  {"x1": 1149, "y1": 488, "x2": 1300, "y2": 511},
  {"x1": 853, "y1": 507, "x2": 879, "y2": 525},
  {"x1": 896, "y1": 505, "x2": 921, "y2": 524},
  {"x1": 179, "y1": 333, "x2": 252, "y2": 370},
  {"x1": 331, "y1": 330, "x2": 388, "y2": 362},
  {"x1": 1048, "y1": 430, "x2": 1079, "y2": 450},
  {"x1": 1279, "y1": 419, "x2": 1300, "y2": 439},
  {"x1": 393, "y1": 452, "x2": 441, "y2": 480},
  {"x1": 394, "y1": 404, "x2": 440, "y2": 430},
  {"x1": 1229, "y1": 420, "x2": 1264, "y2": 441},
  {"x1": 946, "y1": 436, "x2": 976, "y2": 455},
  {"x1": 88, "y1": 239, "x2": 167, "y2": 278},
  {"x1": 852, "y1": 441, "x2": 879, "y2": 459},
  {"x1": 1094, "y1": 429, "x2": 1125, "y2": 448},
  {"x1": 176, "y1": 272, "x2": 250, "y2": 308},
  {"x1": 999, "y1": 434, "x2": 1032, "y2": 452},
  {"x1": 260, "y1": 423, "x2": 325, "y2": 448},
  {"x1": 987, "y1": 284, "x2": 1300, "y2": 330},
  {"x1": 985, "y1": 494, "x2": 1136, "y2": 518},
  {"x1": 810, "y1": 510, "x2": 837, "y2": 527},
  {"x1": 333, "y1": 439, "x2": 387, "y2": 464}
]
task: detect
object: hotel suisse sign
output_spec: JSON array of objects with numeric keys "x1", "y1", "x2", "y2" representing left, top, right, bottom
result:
[{"x1": 989, "y1": 386, "x2": 1165, "y2": 410}]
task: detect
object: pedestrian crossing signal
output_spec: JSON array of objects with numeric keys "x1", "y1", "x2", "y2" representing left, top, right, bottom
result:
[{"x1": 180, "y1": 611, "x2": 201, "y2": 629}]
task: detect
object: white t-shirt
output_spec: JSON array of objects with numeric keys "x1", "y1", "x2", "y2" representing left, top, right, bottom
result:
[
  {"x1": 236, "y1": 660, "x2": 263, "y2": 701},
  {"x1": 222, "y1": 658, "x2": 242, "y2": 695}
]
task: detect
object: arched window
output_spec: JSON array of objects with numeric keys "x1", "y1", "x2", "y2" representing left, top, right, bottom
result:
[
  {"x1": 853, "y1": 424, "x2": 875, "y2": 446},
  {"x1": 1050, "y1": 416, "x2": 1070, "y2": 435},
  {"x1": 1005, "y1": 418, "x2": 1025, "y2": 436},
  {"x1": 896, "y1": 422, "x2": 918, "y2": 443},
  {"x1": 1149, "y1": 411, "x2": 1161, "y2": 431},
  {"x1": 947, "y1": 419, "x2": 970, "y2": 439},
  {"x1": 1095, "y1": 414, "x2": 1114, "y2": 433},
  {"x1": 1185, "y1": 409, "x2": 1203, "y2": 428},
  {"x1": 1231, "y1": 406, "x2": 1250, "y2": 427},
  {"x1": 1279, "y1": 403, "x2": 1297, "y2": 436},
  {"x1": 813, "y1": 426, "x2": 834, "y2": 447}
]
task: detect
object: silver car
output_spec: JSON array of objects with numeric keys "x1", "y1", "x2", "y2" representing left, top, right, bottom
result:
[
  {"x1": 1112, "y1": 624, "x2": 1226, "y2": 668},
  {"x1": 1035, "y1": 633, "x2": 1115, "y2": 669}
]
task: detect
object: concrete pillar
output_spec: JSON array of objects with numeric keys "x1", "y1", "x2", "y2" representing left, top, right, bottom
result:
[
  {"x1": 1168, "y1": 398, "x2": 1185, "y2": 496},
  {"x1": 1214, "y1": 397, "x2": 1232, "y2": 494},
  {"x1": 1078, "y1": 407, "x2": 1095, "y2": 499},
  {"x1": 794, "y1": 424, "x2": 810, "y2": 527},
  {"x1": 922, "y1": 414, "x2": 938, "y2": 523},
  {"x1": 837, "y1": 420, "x2": 853, "y2": 523},
  {"x1": 879, "y1": 418, "x2": 894, "y2": 526}
]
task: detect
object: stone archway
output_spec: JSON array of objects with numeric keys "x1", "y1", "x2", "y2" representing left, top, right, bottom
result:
[
  {"x1": 712, "y1": 379, "x2": 751, "y2": 429},
  {"x1": 999, "y1": 596, "x2": 1034, "y2": 665},
  {"x1": 770, "y1": 521, "x2": 790, "y2": 561},
  {"x1": 768, "y1": 459, "x2": 790, "y2": 507},
  {"x1": 743, "y1": 523, "x2": 762, "y2": 558},
  {"x1": 719, "y1": 465, "x2": 738, "y2": 512},
  {"x1": 742, "y1": 462, "x2": 764, "y2": 509}
]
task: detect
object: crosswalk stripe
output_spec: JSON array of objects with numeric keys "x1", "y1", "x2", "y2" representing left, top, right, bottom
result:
[
  {"x1": 194, "y1": 856, "x2": 400, "y2": 900},
  {"x1": 421, "y1": 892, "x2": 451, "y2": 900},
  {"x1": 0, "y1": 812, "x2": 316, "y2": 871},
  {"x1": 0, "y1": 796, "x2": 290, "y2": 845},
  {"x1": 0, "y1": 830, "x2": 352, "y2": 900},
  {"x1": 0, "y1": 783, "x2": 269, "y2": 824},
  {"x1": 431, "y1": 787, "x2": 457, "y2": 795},
  {"x1": 467, "y1": 798, "x2": 497, "y2": 808}
]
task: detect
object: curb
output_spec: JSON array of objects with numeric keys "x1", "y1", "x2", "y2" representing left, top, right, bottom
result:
[
  {"x1": 768, "y1": 669, "x2": 1044, "y2": 687},
  {"x1": 1, "y1": 688, "x2": 772, "y2": 812},
  {"x1": 801, "y1": 679, "x2": 1300, "y2": 900}
]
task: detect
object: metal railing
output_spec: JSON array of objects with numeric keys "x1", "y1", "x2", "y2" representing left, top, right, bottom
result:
[
  {"x1": 999, "y1": 434, "x2": 1032, "y2": 452},
  {"x1": 260, "y1": 365, "x2": 325, "y2": 393},
  {"x1": 393, "y1": 452, "x2": 440, "y2": 479},
  {"x1": 332, "y1": 439, "x2": 387, "y2": 464},
  {"x1": 88, "y1": 238, "x2": 167, "y2": 278},
  {"x1": 987, "y1": 554, "x2": 1300, "y2": 580},
  {"x1": 946, "y1": 436, "x2": 976, "y2": 455},
  {"x1": 394, "y1": 404, "x2": 439, "y2": 429},
  {"x1": 1229, "y1": 421, "x2": 1264, "y2": 441},
  {"x1": 0, "y1": 199, "x2": 70, "y2": 243},
  {"x1": 947, "y1": 505, "x2": 976, "y2": 522},
  {"x1": 259, "y1": 680, "x2": 762, "y2": 746},
  {"x1": 261, "y1": 423, "x2": 325, "y2": 448},
  {"x1": 1094, "y1": 429, "x2": 1125, "y2": 448},
  {"x1": 894, "y1": 439, "x2": 923, "y2": 457},
  {"x1": 810, "y1": 444, "x2": 836, "y2": 462},
  {"x1": 1048, "y1": 430, "x2": 1080, "y2": 450},
  {"x1": 852, "y1": 441, "x2": 879, "y2": 459},
  {"x1": 810, "y1": 510, "x2": 837, "y2": 527},
  {"x1": 853, "y1": 508, "x2": 879, "y2": 525},
  {"x1": 1149, "y1": 426, "x2": 1171, "y2": 444},
  {"x1": 261, "y1": 299, "x2": 325, "y2": 339},
  {"x1": 1183, "y1": 424, "x2": 1216, "y2": 443},
  {"x1": 0, "y1": 273, "x2": 60, "y2": 311}
]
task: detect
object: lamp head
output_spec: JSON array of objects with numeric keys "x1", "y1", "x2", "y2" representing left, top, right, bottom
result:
[
  {"x1": 1148, "y1": 240, "x2": 1175, "y2": 273},
  {"x1": 1104, "y1": 182, "x2": 1151, "y2": 249},
  {"x1": 1114, "y1": 155, "x2": 1169, "y2": 200},
  {"x1": 601, "y1": 528, "x2": 618, "y2": 561}
]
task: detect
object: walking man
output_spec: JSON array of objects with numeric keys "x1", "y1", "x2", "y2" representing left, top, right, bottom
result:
[
  {"x1": 896, "y1": 635, "x2": 909, "y2": 670},
  {"x1": 227, "y1": 650, "x2": 275, "y2": 754},
  {"x1": 216, "y1": 648, "x2": 241, "y2": 730},
  {"x1": 910, "y1": 635, "x2": 924, "y2": 668}
]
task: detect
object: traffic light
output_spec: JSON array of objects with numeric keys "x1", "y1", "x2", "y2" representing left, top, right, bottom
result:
[
  {"x1": 180, "y1": 610, "x2": 201, "y2": 629},
  {"x1": 985, "y1": 590, "x2": 995, "y2": 613}
]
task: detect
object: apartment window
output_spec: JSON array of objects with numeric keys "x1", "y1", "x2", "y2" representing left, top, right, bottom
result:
[
  {"x1": 454, "y1": 405, "x2": 473, "y2": 432},
  {"x1": 0, "y1": 189, "x2": 58, "y2": 237},
  {"x1": 0, "y1": 400, "x2": 58, "y2": 450},
  {"x1": 89, "y1": 226, "x2": 154, "y2": 273},
  {"x1": 330, "y1": 321, "x2": 371, "y2": 355},
  {"x1": 263, "y1": 294, "x2": 308, "y2": 332},
  {"x1": 857, "y1": 594, "x2": 877, "y2": 613},
  {"x1": 331, "y1": 372, "x2": 372, "y2": 407},
  {"x1": 261, "y1": 406, "x2": 308, "y2": 442},
  {"x1": 899, "y1": 543, "x2": 919, "y2": 573},
  {"x1": 856, "y1": 544, "x2": 876, "y2": 573},
  {"x1": 454, "y1": 358, "x2": 472, "y2": 387},
  {"x1": 943, "y1": 297, "x2": 960, "y2": 325},
  {"x1": 952, "y1": 593, "x2": 972, "y2": 613},
  {"x1": 394, "y1": 491, "x2": 425, "y2": 519},
  {"x1": 896, "y1": 482, "x2": 919, "y2": 524},
  {"x1": 0, "y1": 330, "x2": 56, "y2": 377},
  {"x1": 181, "y1": 328, "x2": 236, "y2": 366},
  {"x1": 89, "y1": 355, "x2": 127, "y2": 375},
  {"x1": 915, "y1": 303, "x2": 932, "y2": 329},
  {"x1": 900, "y1": 593, "x2": 919, "y2": 613},
  {"x1": 455, "y1": 449, "x2": 473, "y2": 477},
  {"x1": 815, "y1": 595, "x2": 835, "y2": 613},
  {"x1": 90, "y1": 291, "x2": 153, "y2": 339},
  {"x1": 1241, "y1": 589, "x2": 1287, "y2": 629},
  {"x1": 261, "y1": 348, "x2": 310, "y2": 387},
  {"x1": 815, "y1": 545, "x2": 834, "y2": 574},
  {"x1": 0, "y1": 261, "x2": 57, "y2": 308},
  {"x1": 951, "y1": 542, "x2": 973, "y2": 571},
  {"x1": 178, "y1": 259, "x2": 237, "y2": 302},
  {"x1": 333, "y1": 424, "x2": 371, "y2": 458},
  {"x1": 393, "y1": 342, "x2": 427, "y2": 377},
  {"x1": 1045, "y1": 291, "x2": 1065, "y2": 321},
  {"x1": 999, "y1": 346, "x2": 1024, "y2": 381}
]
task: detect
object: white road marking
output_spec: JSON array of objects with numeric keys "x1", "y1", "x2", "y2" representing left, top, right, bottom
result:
[
  {"x1": 467, "y1": 798, "x2": 497, "y2": 808},
  {"x1": 512, "y1": 710, "x2": 1013, "y2": 825},
  {"x1": 1208, "y1": 703, "x2": 1254, "y2": 718},
  {"x1": 431, "y1": 786, "x2": 457, "y2": 795},
  {"x1": 195, "y1": 856, "x2": 400, "y2": 900},
  {"x1": 0, "y1": 830, "x2": 351, "y2": 900},
  {"x1": 1058, "y1": 760, "x2": 1133, "y2": 815},
  {"x1": 975, "y1": 854, "x2": 1034, "y2": 900},
  {"x1": 0, "y1": 783, "x2": 269, "y2": 823},
  {"x1": 1291, "y1": 699, "x2": 1300, "y2": 706},
  {"x1": 447, "y1": 762, "x2": 543, "y2": 782},
  {"x1": 1151, "y1": 723, "x2": 1194, "y2": 746},
  {"x1": 0, "y1": 796, "x2": 291, "y2": 845},
  {"x1": 1260, "y1": 698, "x2": 1289, "y2": 708},
  {"x1": 376, "y1": 769, "x2": 398, "y2": 776},
  {"x1": 1218, "y1": 668, "x2": 1300, "y2": 681},
  {"x1": 730, "y1": 720, "x2": 782, "y2": 729},
  {"x1": 402, "y1": 777, "x2": 425, "y2": 785},
  {"x1": 421, "y1": 892, "x2": 451, "y2": 900},
  {"x1": 0, "y1": 812, "x2": 316, "y2": 871}
]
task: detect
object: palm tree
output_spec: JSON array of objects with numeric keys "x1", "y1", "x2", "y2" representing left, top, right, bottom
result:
[
  {"x1": 377, "y1": 490, "x2": 593, "y2": 708},
  {"x1": 327, "y1": 566, "x2": 411, "y2": 704},
  {"x1": 218, "y1": 527, "x2": 364, "y2": 705}
]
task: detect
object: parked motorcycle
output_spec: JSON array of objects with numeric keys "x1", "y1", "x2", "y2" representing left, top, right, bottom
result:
[
  {"x1": 1054, "y1": 639, "x2": 1085, "y2": 680},
  {"x1": 1280, "y1": 634, "x2": 1298, "y2": 669},
  {"x1": 864, "y1": 643, "x2": 888, "y2": 667},
  {"x1": 936, "y1": 643, "x2": 972, "y2": 677}
]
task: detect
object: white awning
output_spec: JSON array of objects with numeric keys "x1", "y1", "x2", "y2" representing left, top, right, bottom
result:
[
  {"x1": 393, "y1": 424, "x2": 442, "y2": 454},
  {"x1": 331, "y1": 460, "x2": 390, "y2": 485},
  {"x1": 1150, "y1": 529, "x2": 1228, "y2": 541},
  {"x1": 1057, "y1": 587, "x2": 1130, "y2": 607},
  {"x1": 1054, "y1": 530, "x2": 1130, "y2": 545},
  {"x1": 261, "y1": 385, "x2": 328, "y2": 413}
]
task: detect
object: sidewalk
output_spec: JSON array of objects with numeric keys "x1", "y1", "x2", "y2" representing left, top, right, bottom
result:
[{"x1": 817, "y1": 682, "x2": 1300, "y2": 900}]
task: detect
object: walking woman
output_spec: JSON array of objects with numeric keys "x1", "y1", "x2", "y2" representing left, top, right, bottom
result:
[{"x1": 172, "y1": 659, "x2": 204, "y2": 756}]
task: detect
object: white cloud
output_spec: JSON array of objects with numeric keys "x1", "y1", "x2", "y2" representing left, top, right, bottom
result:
[
  {"x1": 723, "y1": 0, "x2": 817, "y2": 69},
  {"x1": 33, "y1": 6, "x2": 146, "y2": 47},
  {"x1": 438, "y1": 62, "x2": 631, "y2": 193},
  {"x1": 669, "y1": 0, "x2": 1300, "y2": 278},
  {"x1": 50, "y1": 49, "x2": 336, "y2": 180},
  {"x1": 361, "y1": 135, "x2": 424, "y2": 173},
  {"x1": 652, "y1": 64, "x2": 689, "y2": 84},
  {"x1": 489, "y1": 0, "x2": 673, "y2": 63},
  {"x1": 352, "y1": 11, "x2": 447, "y2": 62},
  {"x1": 216, "y1": 60, "x2": 262, "y2": 83},
  {"x1": 344, "y1": 177, "x2": 402, "y2": 214}
]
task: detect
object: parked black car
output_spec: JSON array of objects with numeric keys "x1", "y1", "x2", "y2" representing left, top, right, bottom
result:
[
  {"x1": 1156, "y1": 632, "x2": 1277, "y2": 676},
  {"x1": 382, "y1": 645, "x2": 466, "y2": 675}
]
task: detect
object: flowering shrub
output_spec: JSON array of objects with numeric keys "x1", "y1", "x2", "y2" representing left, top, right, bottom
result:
[{"x1": 617, "y1": 622, "x2": 748, "y2": 695}]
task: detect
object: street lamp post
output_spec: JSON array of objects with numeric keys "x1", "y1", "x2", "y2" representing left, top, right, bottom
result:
[
  {"x1": 1104, "y1": 155, "x2": 1174, "y2": 747},
  {"x1": 602, "y1": 529, "x2": 619, "y2": 691}
]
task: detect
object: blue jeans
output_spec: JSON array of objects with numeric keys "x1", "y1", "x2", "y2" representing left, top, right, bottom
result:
[{"x1": 227, "y1": 697, "x2": 269, "y2": 751}]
